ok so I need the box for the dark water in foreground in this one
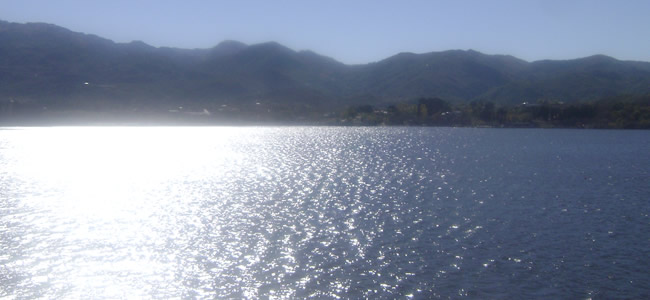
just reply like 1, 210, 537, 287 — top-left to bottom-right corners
0, 127, 649, 299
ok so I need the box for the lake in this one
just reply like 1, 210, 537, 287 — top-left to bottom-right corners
0, 127, 648, 299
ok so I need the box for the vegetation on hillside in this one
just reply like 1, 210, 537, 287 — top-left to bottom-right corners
3, 20, 650, 112
1, 21, 650, 128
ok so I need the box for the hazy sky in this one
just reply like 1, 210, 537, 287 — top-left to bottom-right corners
1, 0, 649, 64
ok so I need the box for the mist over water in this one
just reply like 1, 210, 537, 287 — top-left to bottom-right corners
1, 127, 649, 298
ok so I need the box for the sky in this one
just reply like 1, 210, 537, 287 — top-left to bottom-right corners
1, 0, 649, 64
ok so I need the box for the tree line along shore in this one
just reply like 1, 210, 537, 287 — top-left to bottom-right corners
1, 94, 649, 129
340, 94, 650, 129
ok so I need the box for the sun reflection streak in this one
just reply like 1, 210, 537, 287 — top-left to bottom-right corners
4, 127, 246, 297
12, 127, 242, 213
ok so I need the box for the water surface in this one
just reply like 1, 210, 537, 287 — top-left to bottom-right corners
1, 127, 649, 298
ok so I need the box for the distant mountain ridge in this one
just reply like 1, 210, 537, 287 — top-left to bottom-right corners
1, 20, 650, 113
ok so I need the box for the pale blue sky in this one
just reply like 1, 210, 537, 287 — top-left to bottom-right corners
1, 0, 649, 64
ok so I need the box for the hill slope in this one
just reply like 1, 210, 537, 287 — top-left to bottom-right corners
2, 20, 650, 115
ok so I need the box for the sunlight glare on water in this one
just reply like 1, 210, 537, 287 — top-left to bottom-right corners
2, 127, 249, 298
13, 127, 238, 216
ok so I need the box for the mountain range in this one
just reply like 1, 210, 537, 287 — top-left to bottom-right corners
2, 20, 650, 115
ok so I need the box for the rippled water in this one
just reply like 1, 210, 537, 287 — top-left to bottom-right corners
1, 127, 649, 299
